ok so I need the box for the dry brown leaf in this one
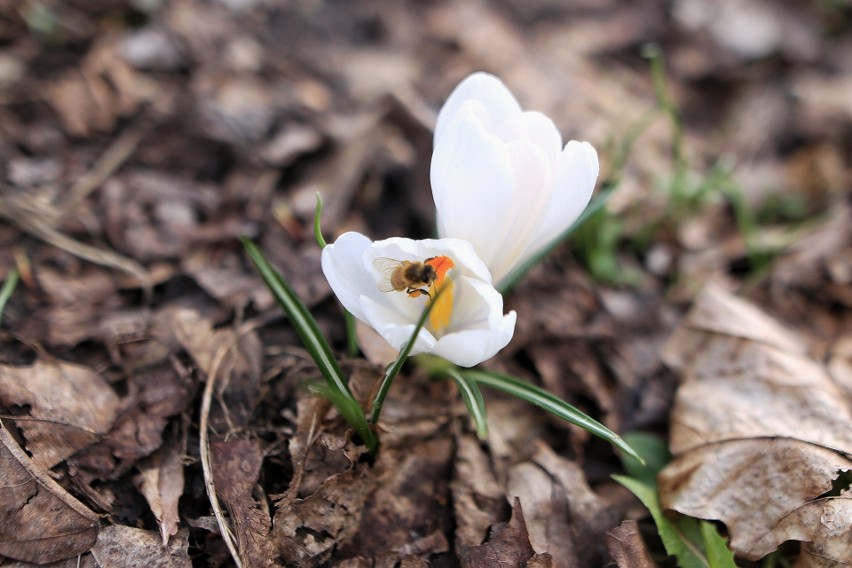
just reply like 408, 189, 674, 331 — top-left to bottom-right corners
344, 437, 453, 559
273, 467, 376, 565
135, 428, 186, 545
606, 520, 655, 568
0, 359, 121, 469
0, 555, 98, 567
460, 498, 553, 568
90, 525, 190, 568
209, 439, 276, 567
0, 421, 99, 564
451, 431, 504, 550
172, 308, 263, 429
659, 283, 852, 562
504, 442, 619, 567
68, 362, 196, 482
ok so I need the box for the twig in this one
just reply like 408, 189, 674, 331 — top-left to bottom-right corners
59, 115, 152, 215
199, 336, 245, 568
0, 193, 152, 298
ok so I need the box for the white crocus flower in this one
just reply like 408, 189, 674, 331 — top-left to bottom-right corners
431, 72, 600, 286
321, 232, 516, 368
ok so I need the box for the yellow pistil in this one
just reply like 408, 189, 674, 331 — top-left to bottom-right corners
425, 256, 455, 334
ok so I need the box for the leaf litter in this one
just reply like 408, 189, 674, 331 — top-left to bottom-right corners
0, 0, 850, 565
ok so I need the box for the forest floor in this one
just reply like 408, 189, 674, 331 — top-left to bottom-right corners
0, 1, 850, 566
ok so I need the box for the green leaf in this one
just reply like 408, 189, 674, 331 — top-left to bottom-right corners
613, 475, 708, 568
241, 238, 377, 454
701, 521, 737, 568
313, 192, 327, 248
461, 370, 644, 464
620, 431, 672, 485
447, 369, 488, 439
0, 267, 19, 326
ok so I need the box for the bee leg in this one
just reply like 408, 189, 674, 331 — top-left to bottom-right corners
407, 288, 431, 299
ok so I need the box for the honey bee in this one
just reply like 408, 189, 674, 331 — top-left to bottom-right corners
374, 257, 438, 298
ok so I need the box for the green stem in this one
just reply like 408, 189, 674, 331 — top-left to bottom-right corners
0, 268, 20, 325
369, 280, 451, 425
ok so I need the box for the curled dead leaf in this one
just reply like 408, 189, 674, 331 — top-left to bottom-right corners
0, 422, 99, 564
659, 283, 852, 563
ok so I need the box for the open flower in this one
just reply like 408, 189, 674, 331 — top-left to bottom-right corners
431, 72, 600, 286
321, 232, 516, 367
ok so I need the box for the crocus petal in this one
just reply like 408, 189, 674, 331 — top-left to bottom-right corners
483, 139, 552, 284
432, 72, 599, 287
321, 231, 379, 321
321, 232, 515, 368
360, 295, 437, 355
495, 111, 563, 168
432, 278, 516, 367
431, 114, 516, 269
434, 72, 521, 144
526, 140, 599, 256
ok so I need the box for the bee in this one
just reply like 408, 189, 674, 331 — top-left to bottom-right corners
374, 257, 439, 298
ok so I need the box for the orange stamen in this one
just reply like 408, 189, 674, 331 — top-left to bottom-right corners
425, 256, 455, 333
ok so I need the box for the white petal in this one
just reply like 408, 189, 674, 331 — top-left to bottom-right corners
434, 72, 521, 144
485, 139, 552, 285
367, 237, 493, 284
360, 295, 437, 355
433, 311, 516, 367
320, 232, 378, 321
431, 114, 516, 270
433, 277, 515, 367
495, 111, 563, 168
526, 140, 599, 259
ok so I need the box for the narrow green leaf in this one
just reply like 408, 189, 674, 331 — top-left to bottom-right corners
613, 475, 708, 568
701, 521, 737, 568
462, 370, 644, 464
344, 310, 359, 358
446, 369, 488, 440
313, 193, 327, 248
498, 189, 613, 294
369, 278, 452, 425
620, 431, 672, 485
0, 268, 19, 326
241, 238, 377, 453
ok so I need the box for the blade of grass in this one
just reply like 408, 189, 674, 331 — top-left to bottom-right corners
368, 278, 452, 425
0, 268, 19, 326
446, 368, 488, 440
313, 192, 327, 248
461, 369, 643, 463
241, 238, 377, 454
701, 521, 737, 568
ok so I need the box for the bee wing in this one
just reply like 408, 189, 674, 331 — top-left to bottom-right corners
372, 257, 403, 292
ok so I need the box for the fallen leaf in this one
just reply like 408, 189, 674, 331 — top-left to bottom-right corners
0, 421, 99, 564
0, 358, 121, 469
90, 525, 190, 567
273, 467, 375, 565
209, 439, 276, 567
68, 362, 196, 482
451, 432, 504, 550
172, 308, 263, 429
460, 498, 553, 568
606, 520, 655, 568
659, 283, 852, 562
135, 426, 186, 545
